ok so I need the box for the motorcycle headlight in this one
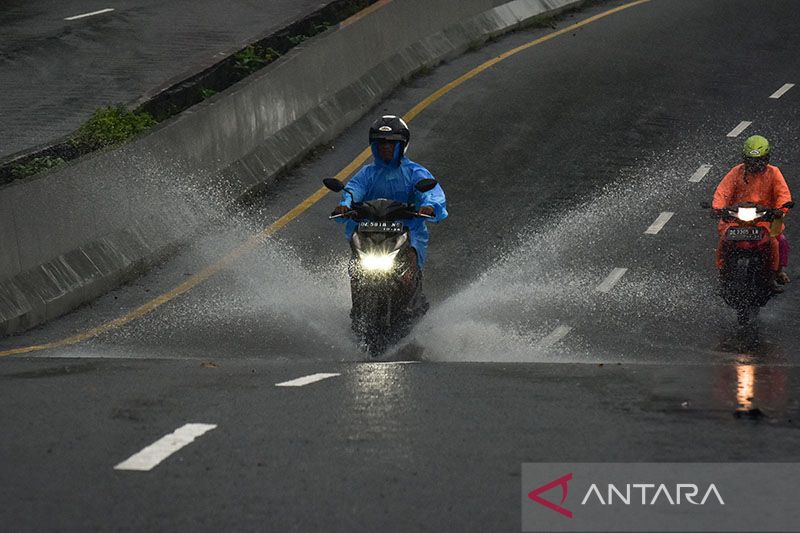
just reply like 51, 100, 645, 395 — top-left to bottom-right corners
358, 250, 400, 272
736, 207, 758, 222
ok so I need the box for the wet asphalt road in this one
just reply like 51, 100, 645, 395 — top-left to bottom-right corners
0, 0, 331, 158
3, 0, 800, 530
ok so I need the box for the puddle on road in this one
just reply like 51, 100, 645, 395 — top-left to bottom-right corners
716, 359, 795, 420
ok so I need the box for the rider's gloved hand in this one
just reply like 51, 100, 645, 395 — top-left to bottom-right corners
419, 206, 435, 217
333, 205, 351, 217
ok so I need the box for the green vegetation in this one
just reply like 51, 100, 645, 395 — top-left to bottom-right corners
72, 106, 157, 151
233, 46, 281, 75
289, 22, 332, 47
10, 156, 66, 179
313, 22, 332, 34
0, 3, 359, 181
288, 34, 309, 46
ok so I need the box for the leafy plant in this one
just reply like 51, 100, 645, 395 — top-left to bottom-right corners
200, 88, 217, 99
288, 34, 309, 46
287, 22, 329, 47
313, 22, 332, 34
10, 156, 66, 179
72, 106, 157, 151
262, 47, 281, 63
233, 46, 280, 74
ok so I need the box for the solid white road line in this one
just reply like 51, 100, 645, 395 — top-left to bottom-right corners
644, 212, 675, 235
64, 8, 115, 21
275, 372, 340, 387
726, 121, 752, 138
536, 325, 573, 350
596, 268, 628, 293
769, 83, 795, 99
689, 164, 712, 183
114, 423, 217, 472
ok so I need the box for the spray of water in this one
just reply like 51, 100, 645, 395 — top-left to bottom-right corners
100, 223, 360, 358
92, 151, 361, 359
408, 157, 732, 363
96, 137, 745, 363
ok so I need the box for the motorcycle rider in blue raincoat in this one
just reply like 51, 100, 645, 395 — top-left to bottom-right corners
332, 115, 448, 307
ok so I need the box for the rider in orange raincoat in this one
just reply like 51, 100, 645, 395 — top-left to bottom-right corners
712, 135, 792, 288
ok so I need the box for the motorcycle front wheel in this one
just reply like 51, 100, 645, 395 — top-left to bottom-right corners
736, 306, 759, 326
352, 296, 391, 358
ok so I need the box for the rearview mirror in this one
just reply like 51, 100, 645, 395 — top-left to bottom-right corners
323, 178, 345, 192
415, 179, 438, 193
783, 201, 795, 209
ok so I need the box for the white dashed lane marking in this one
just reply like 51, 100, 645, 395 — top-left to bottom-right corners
689, 164, 712, 183
275, 373, 341, 387
114, 423, 217, 472
596, 268, 628, 293
644, 212, 674, 235
64, 8, 115, 20
536, 325, 573, 350
769, 84, 795, 99
726, 121, 752, 138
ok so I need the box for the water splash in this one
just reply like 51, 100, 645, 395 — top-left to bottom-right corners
97, 140, 741, 363
410, 159, 732, 363
101, 228, 359, 357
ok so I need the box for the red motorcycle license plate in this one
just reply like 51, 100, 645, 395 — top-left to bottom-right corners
726, 227, 763, 241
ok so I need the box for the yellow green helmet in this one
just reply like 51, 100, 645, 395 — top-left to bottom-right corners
743, 135, 771, 158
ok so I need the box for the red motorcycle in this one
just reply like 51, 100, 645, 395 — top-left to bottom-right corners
703, 201, 793, 325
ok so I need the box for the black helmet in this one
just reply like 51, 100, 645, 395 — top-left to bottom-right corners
369, 115, 410, 155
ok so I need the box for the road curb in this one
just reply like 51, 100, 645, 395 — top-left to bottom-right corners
0, 0, 587, 338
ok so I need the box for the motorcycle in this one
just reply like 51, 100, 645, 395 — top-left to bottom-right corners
324, 177, 438, 356
702, 200, 793, 325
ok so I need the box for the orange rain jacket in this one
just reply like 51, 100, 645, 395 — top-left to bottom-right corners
712, 164, 791, 213
712, 164, 792, 271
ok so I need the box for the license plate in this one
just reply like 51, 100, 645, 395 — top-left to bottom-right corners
358, 221, 403, 233
726, 227, 763, 241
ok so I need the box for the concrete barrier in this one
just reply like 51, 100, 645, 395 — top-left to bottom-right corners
0, 0, 586, 337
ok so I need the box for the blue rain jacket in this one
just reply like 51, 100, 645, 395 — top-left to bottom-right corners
338, 143, 447, 268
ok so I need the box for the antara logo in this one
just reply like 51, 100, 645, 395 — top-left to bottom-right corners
528, 473, 574, 518
581, 483, 725, 506
528, 474, 725, 519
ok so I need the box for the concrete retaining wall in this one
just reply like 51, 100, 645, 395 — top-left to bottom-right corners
0, 0, 584, 337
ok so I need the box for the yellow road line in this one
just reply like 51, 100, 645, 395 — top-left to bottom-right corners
404, 0, 651, 122
339, 0, 393, 29
0, 0, 650, 358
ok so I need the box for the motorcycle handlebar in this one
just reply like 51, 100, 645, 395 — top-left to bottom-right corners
329, 207, 433, 220
701, 201, 792, 216
711, 207, 785, 222
329, 210, 358, 220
